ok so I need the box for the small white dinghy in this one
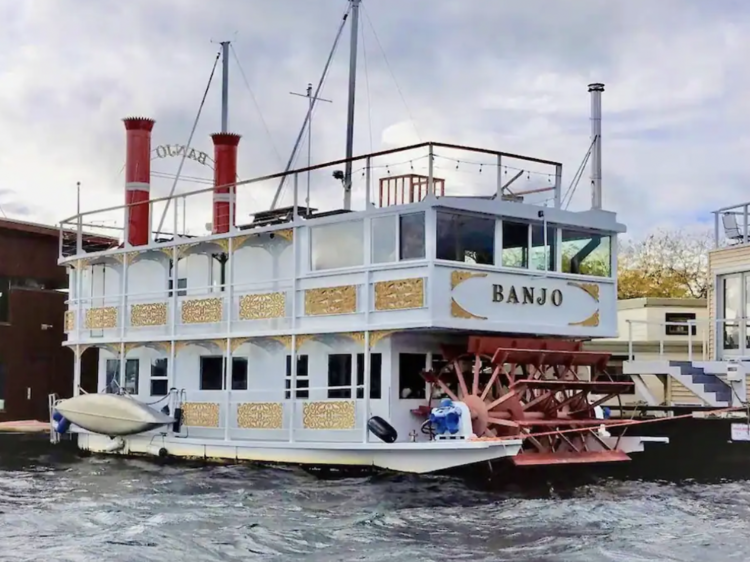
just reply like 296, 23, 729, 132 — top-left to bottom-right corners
54, 394, 174, 436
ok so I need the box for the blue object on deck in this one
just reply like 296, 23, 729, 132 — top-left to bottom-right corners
429, 398, 462, 435
602, 406, 611, 419
52, 411, 71, 434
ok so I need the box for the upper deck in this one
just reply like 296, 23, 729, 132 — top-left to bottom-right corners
60, 138, 624, 346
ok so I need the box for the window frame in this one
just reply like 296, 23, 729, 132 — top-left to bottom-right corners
370, 211, 427, 265
435, 209, 496, 265
199, 355, 248, 391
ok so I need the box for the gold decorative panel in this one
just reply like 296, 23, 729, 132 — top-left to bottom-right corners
237, 402, 283, 429
130, 302, 168, 327
451, 270, 487, 290
181, 298, 223, 324
450, 298, 487, 320
182, 402, 220, 427
239, 292, 286, 320
302, 401, 356, 430
569, 310, 600, 327
64, 311, 75, 332
84, 307, 118, 329
568, 281, 600, 302
374, 278, 424, 311
304, 285, 357, 316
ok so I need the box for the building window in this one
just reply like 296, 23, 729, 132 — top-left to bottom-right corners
560, 229, 611, 277
0, 361, 5, 411
399, 212, 426, 260
327, 354, 353, 399
530, 224, 556, 271
199, 356, 248, 390
436, 210, 494, 264
356, 353, 382, 399
398, 353, 426, 399
105, 358, 139, 394
722, 274, 742, 351
665, 312, 697, 336
150, 358, 169, 396
285, 355, 310, 399
311, 220, 364, 270
0, 277, 9, 323
501, 221, 529, 268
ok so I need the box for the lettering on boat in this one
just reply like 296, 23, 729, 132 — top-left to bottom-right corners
153, 144, 210, 166
491, 284, 563, 307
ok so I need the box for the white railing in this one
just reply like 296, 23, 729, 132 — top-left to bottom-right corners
713, 202, 750, 248
625, 317, 750, 362
59, 142, 564, 260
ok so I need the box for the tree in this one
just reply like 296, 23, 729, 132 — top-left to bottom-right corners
617, 228, 711, 300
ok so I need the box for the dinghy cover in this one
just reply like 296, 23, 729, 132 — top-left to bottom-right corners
54, 394, 175, 436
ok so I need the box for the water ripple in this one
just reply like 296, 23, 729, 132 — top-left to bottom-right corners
0, 436, 749, 561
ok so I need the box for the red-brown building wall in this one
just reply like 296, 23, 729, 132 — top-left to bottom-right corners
0, 220, 98, 422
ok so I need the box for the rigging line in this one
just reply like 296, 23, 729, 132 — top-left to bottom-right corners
270, 3, 352, 210
229, 43, 283, 168
156, 48, 222, 236
361, 14, 374, 154
562, 135, 597, 210
361, 3, 421, 143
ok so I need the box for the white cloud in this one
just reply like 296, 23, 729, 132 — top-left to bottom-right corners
0, 0, 746, 239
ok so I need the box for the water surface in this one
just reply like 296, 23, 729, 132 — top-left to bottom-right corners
0, 435, 747, 561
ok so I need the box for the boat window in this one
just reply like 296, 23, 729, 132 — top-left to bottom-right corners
372, 215, 397, 263
285, 355, 309, 399
327, 354, 353, 399
231, 358, 248, 391
199, 356, 248, 391
723, 274, 742, 351
168, 260, 187, 297
0, 277, 8, 323
560, 229, 611, 277
356, 353, 382, 399
530, 223, 556, 271
436, 210, 494, 265
199, 357, 224, 390
105, 358, 139, 394
398, 353, 427, 400
311, 220, 365, 270
399, 212, 426, 260
501, 221, 529, 268
150, 358, 168, 396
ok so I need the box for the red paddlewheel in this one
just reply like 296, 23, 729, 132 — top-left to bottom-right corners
419, 336, 636, 466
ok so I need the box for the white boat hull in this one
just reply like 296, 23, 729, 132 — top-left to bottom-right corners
75, 432, 524, 474
55, 394, 174, 437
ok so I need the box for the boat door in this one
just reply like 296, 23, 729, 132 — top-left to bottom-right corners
358, 352, 388, 425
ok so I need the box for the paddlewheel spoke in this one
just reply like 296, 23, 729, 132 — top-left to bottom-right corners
417, 336, 638, 466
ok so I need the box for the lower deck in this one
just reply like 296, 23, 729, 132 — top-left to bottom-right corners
86, 331, 467, 445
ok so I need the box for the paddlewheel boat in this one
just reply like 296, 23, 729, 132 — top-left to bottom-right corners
48, 3, 671, 474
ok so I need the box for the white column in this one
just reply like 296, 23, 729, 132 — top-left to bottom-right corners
289, 335, 297, 443
362, 331, 371, 443
224, 338, 232, 441
73, 346, 82, 396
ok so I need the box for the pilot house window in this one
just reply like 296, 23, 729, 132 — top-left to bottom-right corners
560, 229, 611, 277
436, 211, 494, 265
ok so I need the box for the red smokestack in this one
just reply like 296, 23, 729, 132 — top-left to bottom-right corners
211, 133, 241, 234
123, 117, 155, 246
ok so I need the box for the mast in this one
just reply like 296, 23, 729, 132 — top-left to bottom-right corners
343, 0, 361, 211
221, 41, 230, 133
290, 84, 332, 215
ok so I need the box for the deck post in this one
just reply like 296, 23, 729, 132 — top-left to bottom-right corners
73, 345, 82, 396
362, 330, 370, 443
224, 337, 231, 441
495, 154, 502, 197
427, 143, 434, 194
289, 335, 297, 443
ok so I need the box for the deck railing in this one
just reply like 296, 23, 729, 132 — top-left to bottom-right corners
712, 202, 750, 248
625, 317, 750, 362
59, 142, 563, 259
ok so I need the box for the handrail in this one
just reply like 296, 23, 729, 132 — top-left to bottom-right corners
58, 141, 563, 225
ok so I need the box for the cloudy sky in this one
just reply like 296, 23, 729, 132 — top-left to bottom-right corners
0, 0, 747, 238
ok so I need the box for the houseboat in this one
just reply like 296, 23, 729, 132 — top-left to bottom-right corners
49, 2, 670, 475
